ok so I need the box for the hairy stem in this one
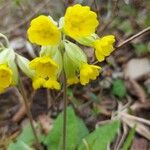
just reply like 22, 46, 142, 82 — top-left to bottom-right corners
18, 78, 43, 150
62, 71, 67, 150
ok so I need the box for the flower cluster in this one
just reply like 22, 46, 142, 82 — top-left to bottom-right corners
0, 4, 115, 92
26, 4, 115, 90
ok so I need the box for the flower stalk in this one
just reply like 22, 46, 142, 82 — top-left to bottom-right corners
62, 70, 67, 150
18, 78, 43, 150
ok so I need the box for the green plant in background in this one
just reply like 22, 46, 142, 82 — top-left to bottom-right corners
112, 79, 127, 99
133, 43, 150, 56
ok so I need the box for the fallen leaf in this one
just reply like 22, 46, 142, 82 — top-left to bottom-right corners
124, 58, 150, 80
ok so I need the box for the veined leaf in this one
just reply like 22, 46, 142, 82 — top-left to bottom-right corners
78, 120, 120, 150
43, 107, 89, 150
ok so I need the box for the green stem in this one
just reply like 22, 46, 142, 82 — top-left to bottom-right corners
18, 78, 43, 150
62, 71, 67, 150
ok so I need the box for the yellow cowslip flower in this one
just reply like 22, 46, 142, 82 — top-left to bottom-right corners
64, 4, 99, 39
43, 78, 60, 90
29, 56, 60, 90
29, 56, 58, 78
80, 63, 101, 85
0, 64, 13, 93
27, 15, 61, 46
94, 35, 115, 62
67, 76, 79, 85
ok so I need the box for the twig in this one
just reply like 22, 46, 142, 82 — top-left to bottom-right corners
120, 113, 150, 126
116, 26, 150, 49
18, 78, 43, 150
128, 79, 146, 103
115, 123, 128, 150
62, 71, 67, 150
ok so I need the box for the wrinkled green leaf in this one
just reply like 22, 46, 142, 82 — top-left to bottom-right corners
78, 120, 120, 150
44, 107, 89, 150
8, 123, 39, 150
8, 141, 35, 150
112, 79, 127, 99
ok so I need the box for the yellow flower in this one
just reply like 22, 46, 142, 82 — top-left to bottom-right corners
80, 63, 101, 85
0, 64, 13, 93
67, 76, 79, 85
94, 35, 115, 62
27, 15, 61, 46
32, 77, 46, 90
29, 56, 60, 90
43, 78, 60, 90
64, 4, 99, 39
29, 56, 58, 78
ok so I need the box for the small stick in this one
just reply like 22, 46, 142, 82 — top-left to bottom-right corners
116, 26, 150, 49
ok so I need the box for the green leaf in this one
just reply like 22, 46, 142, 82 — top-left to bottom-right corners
133, 43, 150, 56
112, 79, 127, 99
78, 120, 120, 150
8, 123, 39, 150
43, 107, 89, 150
8, 141, 35, 150
118, 20, 133, 36
122, 125, 136, 150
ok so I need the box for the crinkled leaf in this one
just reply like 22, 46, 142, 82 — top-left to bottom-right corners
43, 107, 89, 150
8, 141, 35, 150
78, 120, 120, 150
8, 123, 40, 150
